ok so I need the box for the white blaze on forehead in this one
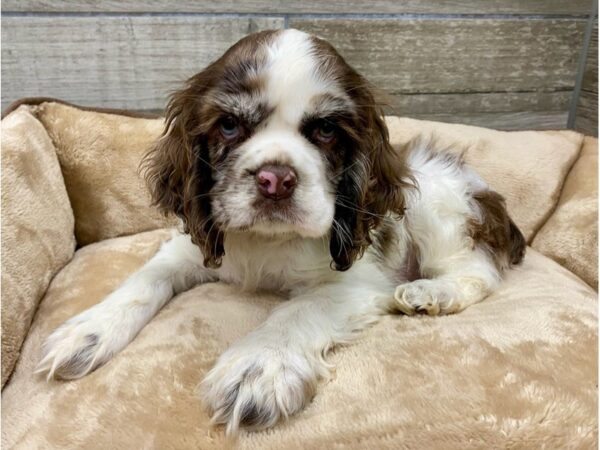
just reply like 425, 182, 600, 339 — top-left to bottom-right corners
263, 29, 344, 126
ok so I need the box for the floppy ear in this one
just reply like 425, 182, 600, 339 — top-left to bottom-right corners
142, 80, 224, 268
330, 83, 411, 271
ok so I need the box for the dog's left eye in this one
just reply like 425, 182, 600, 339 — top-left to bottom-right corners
315, 121, 337, 144
219, 117, 240, 140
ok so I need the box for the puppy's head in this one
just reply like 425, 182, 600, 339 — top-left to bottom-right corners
144, 29, 409, 270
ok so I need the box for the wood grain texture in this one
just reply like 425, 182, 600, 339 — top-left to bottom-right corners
291, 18, 586, 129
1, 16, 283, 111
385, 91, 571, 130
575, 20, 598, 136
1, 0, 594, 15
575, 91, 598, 135
405, 111, 569, 130
2, 15, 589, 130
292, 18, 587, 93
385, 91, 571, 115
581, 22, 598, 91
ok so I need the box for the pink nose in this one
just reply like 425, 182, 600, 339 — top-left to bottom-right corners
256, 164, 298, 200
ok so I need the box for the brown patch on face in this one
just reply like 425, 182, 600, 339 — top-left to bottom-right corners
300, 93, 356, 172
469, 190, 526, 270
141, 30, 280, 268
308, 93, 354, 119
300, 116, 348, 176
309, 36, 414, 271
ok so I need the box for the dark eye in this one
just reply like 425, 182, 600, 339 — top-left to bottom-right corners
315, 121, 337, 144
219, 116, 240, 140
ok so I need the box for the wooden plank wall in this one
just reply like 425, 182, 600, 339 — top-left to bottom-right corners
2, 1, 596, 131
573, 19, 598, 136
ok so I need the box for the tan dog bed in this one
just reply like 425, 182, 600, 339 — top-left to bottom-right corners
1, 100, 597, 449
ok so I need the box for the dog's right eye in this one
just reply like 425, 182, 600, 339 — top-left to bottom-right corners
315, 121, 337, 144
219, 116, 241, 140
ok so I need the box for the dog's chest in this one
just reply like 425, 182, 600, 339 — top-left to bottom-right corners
218, 234, 334, 293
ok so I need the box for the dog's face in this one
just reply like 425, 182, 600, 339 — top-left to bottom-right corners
144, 29, 409, 270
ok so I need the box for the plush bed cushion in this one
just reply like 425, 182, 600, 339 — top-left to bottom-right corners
2, 229, 596, 449
0, 106, 76, 388
31, 102, 175, 246
532, 137, 598, 289
27, 102, 582, 246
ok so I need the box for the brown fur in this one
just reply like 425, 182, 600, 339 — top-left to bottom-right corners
310, 36, 414, 270
141, 30, 279, 268
469, 190, 526, 269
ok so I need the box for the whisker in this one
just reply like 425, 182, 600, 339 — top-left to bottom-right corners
214, 228, 223, 261
195, 153, 224, 177
197, 216, 213, 231
332, 218, 353, 246
203, 220, 218, 254
191, 192, 214, 200
191, 187, 228, 201
332, 218, 354, 262
327, 159, 366, 183
335, 198, 388, 219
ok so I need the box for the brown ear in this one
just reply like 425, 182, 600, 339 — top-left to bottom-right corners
330, 83, 411, 271
141, 81, 224, 268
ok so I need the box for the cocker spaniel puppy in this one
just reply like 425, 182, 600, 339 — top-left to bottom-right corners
37, 29, 525, 434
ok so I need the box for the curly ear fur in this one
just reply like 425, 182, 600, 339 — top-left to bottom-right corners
330, 82, 412, 271
141, 76, 224, 268
142, 31, 282, 268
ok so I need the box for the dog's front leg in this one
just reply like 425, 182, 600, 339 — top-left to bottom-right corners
36, 232, 216, 380
201, 276, 390, 434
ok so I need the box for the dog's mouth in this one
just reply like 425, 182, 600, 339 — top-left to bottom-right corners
220, 197, 324, 238
252, 197, 299, 222
250, 198, 308, 235
212, 172, 332, 237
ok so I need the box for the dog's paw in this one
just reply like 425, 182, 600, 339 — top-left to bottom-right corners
393, 279, 459, 316
36, 305, 125, 380
201, 344, 317, 435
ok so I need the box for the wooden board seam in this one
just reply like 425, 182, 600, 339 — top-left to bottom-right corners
1, 12, 592, 19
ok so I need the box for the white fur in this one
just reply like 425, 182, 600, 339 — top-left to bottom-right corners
213, 30, 341, 238
37, 30, 507, 435
36, 231, 214, 379
223, 127, 335, 237
393, 147, 501, 315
